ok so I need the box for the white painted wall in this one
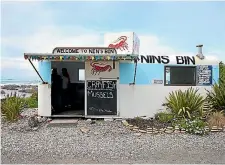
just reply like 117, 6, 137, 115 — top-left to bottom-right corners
119, 85, 212, 118
38, 84, 51, 117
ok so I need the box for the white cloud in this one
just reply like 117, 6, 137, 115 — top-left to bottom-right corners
1, 1, 54, 27
1, 1, 224, 80
1, 26, 181, 79
138, 35, 176, 55
2, 26, 223, 72
2, 26, 103, 53
2, 2, 180, 56
1, 57, 38, 70
2, 25, 183, 56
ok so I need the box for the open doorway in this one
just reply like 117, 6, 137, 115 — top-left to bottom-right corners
51, 61, 85, 116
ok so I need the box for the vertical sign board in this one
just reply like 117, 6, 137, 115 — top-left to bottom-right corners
87, 80, 117, 116
196, 65, 212, 86
165, 67, 171, 85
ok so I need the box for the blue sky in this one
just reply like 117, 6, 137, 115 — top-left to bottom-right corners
1, 1, 225, 80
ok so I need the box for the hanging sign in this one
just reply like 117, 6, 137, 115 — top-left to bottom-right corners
52, 47, 117, 55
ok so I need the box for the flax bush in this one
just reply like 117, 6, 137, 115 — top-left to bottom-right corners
206, 79, 225, 113
219, 61, 225, 83
1, 92, 26, 122
164, 87, 205, 119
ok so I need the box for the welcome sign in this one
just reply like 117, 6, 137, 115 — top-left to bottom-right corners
52, 47, 117, 55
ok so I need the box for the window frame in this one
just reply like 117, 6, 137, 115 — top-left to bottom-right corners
78, 69, 85, 82
164, 65, 197, 86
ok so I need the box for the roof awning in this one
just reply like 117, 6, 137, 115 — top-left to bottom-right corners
24, 47, 139, 84
24, 53, 139, 61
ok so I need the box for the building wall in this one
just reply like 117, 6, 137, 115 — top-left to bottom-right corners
38, 84, 51, 116
118, 63, 219, 118
38, 61, 51, 84
37, 59, 219, 118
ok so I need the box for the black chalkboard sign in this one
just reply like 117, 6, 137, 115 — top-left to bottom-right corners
87, 80, 117, 116
196, 65, 212, 86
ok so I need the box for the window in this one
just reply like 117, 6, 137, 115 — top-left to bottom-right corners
164, 66, 196, 86
78, 69, 85, 81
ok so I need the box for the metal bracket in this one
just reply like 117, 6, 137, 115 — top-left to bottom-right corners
28, 59, 46, 84
99, 77, 119, 80
129, 59, 138, 85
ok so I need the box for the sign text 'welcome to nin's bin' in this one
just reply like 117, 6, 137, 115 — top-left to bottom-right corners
52, 47, 117, 55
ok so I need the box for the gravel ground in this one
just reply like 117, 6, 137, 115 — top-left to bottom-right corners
1, 109, 225, 164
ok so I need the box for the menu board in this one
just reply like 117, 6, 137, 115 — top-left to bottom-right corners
196, 65, 212, 86
86, 80, 117, 116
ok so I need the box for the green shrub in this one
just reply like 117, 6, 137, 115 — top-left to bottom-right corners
155, 112, 174, 123
134, 116, 143, 121
25, 97, 38, 108
206, 80, 225, 112
23, 90, 38, 108
219, 61, 225, 83
1, 93, 26, 122
164, 87, 205, 119
30, 90, 38, 100
173, 118, 209, 136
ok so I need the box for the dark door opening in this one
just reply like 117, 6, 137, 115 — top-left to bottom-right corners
51, 61, 85, 116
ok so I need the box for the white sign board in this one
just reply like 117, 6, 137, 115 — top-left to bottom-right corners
104, 32, 135, 55
52, 47, 117, 55
85, 61, 119, 79
133, 32, 140, 55
152, 79, 163, 84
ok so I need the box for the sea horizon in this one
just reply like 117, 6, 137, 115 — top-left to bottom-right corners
0, 78, 39, 85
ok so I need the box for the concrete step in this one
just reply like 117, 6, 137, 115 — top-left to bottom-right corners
47, 119, 78, 127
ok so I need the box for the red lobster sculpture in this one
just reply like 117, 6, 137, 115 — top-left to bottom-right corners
90, 62, 112, 75
108, 36, 128, 51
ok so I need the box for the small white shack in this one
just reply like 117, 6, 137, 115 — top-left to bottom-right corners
24, 32, 220, 118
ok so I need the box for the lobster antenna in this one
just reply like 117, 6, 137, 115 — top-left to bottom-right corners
113, 60, 115, 69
